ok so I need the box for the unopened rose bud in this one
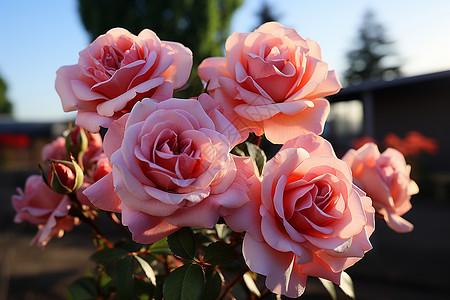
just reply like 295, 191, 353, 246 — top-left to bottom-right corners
48, 160, 84, 194
65, 125, 88, 162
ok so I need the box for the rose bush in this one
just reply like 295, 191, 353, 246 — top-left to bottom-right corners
84, 94, 258, 243
198, 22, 342, 144
12, 175, 82, 247
227, 134, 374, 297
56, 28, 193, 132
342, 143, 419, 233
12, 127, 111, 248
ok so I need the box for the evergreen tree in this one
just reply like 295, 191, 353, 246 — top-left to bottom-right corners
0, 74, 12, 115
256, 1, 278, 26
344, 10, 401, 86
78, 0, 242, 95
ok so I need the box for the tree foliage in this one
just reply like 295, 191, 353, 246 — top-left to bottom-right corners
0, 74, 12, 115
77, 0, 242, 95
344, 10, 401, 86
255, 1, 278, 27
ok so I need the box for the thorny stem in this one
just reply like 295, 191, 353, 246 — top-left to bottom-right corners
217, 266, 250, 300
68, 194, 114, 248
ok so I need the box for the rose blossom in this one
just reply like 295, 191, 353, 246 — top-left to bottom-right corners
84, 94, 257, 243
56, 28, 193, 132
41, 130, 109, 203
342, 143, 419, 233
42, 128, 104, 169
12, 175, 84, 247
88, 153, 113, 183
226, 134, 374, 297
198, 22, 342, 144
42, 136, 67, 161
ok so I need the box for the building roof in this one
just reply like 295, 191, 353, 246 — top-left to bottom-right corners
328, 70, 450, 102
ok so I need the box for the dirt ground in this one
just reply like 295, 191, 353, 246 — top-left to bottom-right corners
1, 170, 450, 300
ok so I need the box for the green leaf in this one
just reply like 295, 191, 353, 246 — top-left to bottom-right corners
133, 277, 154, 300
67, 276, 96, 300
91, 247, 129, 266
150, 237, 172, 255
115, 239, 144, 252
204, 268, 223, 300
163, 263, 205, 300
243, 272, 260, 297
193, 228, 217, 245
134, 255, 157, 286
245, 142, 266, 175
215, 224, 233, 241
318, 278, 337, 300
167, 227, 196, 259
98, 272, 115, 297
231, 144, 246, 157
114, 256, 134, 299
204, 241, 236, 265
338, 271, 355, 299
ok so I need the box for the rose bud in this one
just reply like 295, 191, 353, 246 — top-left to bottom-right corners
47, 160, 84, 194
65, 125, 88, 162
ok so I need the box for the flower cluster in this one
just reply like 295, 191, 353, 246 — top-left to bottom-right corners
12, 22, 418, 298
12, 126, 110, 247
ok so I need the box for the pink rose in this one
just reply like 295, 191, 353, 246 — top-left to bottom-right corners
83, 131, 106, 170
87, 153, 112, 183
41, 130, 104, 168
84, 94, 256, 243
56, 28, 193, 132
198, 22, 342, 144
40, 131, 108, 205
227, 134, 374, 297
41, 128, 106, 171
342, 143, 419, 233
12, 175, 82, 247
42, 137, 67, 161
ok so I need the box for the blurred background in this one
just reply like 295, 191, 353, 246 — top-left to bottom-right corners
0, 0, 449, 299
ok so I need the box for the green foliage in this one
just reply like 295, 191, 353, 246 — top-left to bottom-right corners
339, 271, 355, 299
114, 255, 135, 298
344, 10, 401, 86
134, 255, 157, 285
232, 141, 267, 175
77, 0, 243, 95
74, 227, 254, 299
67, 276, 97, 300
87, 244, 159, 299
319, 271, 355, 300
204, 241, 236, 265
0, 74, 12, 115
255, 1, 278, 28
91, 247, 129, 266
204, 268, 223, 300
243, 272, 261, 297
215, 224, 233, 241
167, 227, 196, 259
163, 263, 205, 300
319, 278, 337, 300
149, 237, 172, 255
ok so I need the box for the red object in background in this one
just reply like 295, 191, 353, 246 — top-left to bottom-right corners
352, 131, 439, 157
384, 131, 439, 156
0, 132, 32, 149
352, 136, 378, 150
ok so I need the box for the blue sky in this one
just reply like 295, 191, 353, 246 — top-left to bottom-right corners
1, 0, 449, 122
